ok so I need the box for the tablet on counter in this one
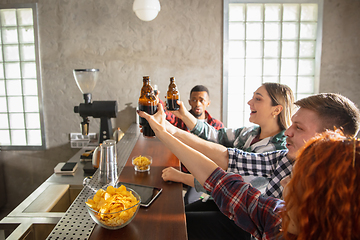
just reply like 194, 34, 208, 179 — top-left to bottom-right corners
116, 182, 162, 208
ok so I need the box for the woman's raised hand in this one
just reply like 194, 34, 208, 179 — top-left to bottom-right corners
168, 101, 187, 119
137, 103, 167, 135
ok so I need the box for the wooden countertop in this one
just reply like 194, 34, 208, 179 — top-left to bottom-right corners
89, 135, 188, 240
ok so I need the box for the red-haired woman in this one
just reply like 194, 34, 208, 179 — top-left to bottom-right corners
138, 105, 359, 239
280, 130, 359, 239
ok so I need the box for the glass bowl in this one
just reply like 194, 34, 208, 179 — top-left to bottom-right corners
85, 186, 141, 230
132, 155, 152, 172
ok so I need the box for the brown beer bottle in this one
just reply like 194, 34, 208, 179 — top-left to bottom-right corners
166, 77, 180, 110
138, 76, 158, 137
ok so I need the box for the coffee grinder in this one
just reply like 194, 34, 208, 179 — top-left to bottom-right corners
73, 69, 118, 144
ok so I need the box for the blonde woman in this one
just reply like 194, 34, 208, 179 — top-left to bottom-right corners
163, 82, 295, 198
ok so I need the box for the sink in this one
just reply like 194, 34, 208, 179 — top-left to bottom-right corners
0, 217, 59, 240
6, 182, 84, 220
0, 184, 83, 239
49, 186, 82, 212
22, 184, 83, 213
0, 223, 19, 240
18, 223, 56, 240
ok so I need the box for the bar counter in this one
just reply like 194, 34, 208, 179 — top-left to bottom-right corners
0, 124, 187, 240
89, 135, 188, 239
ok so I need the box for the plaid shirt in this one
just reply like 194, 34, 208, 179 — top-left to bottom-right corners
204, 167, 283, 240
159, 99, 224, 132
228, 148, 292, 199
192, 125, 288, 197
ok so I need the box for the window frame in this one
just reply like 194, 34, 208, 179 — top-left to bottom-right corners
0, 3, 45, 150
222, 0, 324, 127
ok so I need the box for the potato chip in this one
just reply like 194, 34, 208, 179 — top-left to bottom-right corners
133, 155, 151, 170
86, 185, 140, 227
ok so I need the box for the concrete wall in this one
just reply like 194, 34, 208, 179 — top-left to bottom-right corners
320, 0, 360, 103
0, 0, 359, 213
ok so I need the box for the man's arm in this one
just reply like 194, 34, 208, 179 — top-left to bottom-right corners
205, 168, 282, 239
191, 121, 245, 148
162, 167, 196, 187
167, 101, 226, 145
168, 101, 198, 131
164, 120, 229, 170
138, 105, 282, 238
138, 104, 218, 185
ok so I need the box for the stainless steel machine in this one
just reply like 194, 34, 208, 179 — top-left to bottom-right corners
73, 69, 118, 144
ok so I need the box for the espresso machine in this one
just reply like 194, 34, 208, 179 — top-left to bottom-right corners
73, 69, 118, 144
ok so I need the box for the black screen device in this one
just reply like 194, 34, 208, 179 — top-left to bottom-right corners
83, 162, 96, 174
116, 182, 162, 207
61, 162, 77, 172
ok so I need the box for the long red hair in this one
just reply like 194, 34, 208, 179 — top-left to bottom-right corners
281, 130, 360, 240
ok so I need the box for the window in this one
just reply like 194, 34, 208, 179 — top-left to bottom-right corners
0, 3, 45, 150
223, 0, 323, 128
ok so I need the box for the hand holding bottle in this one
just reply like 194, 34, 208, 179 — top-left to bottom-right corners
166, 77, 180, 110
169, 101, 198, 131
138, 76, 158, 137
138, 102, 178, 136
137, 103, 167, 136
167, 100, 186, 118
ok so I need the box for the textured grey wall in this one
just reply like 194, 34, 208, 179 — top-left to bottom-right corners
0, 0, 359, 214
320, 0, 360, 104
40, 0, 222, 147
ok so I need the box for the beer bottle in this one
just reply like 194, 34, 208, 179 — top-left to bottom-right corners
166, 77, 180, 110
138, 76, 158, 137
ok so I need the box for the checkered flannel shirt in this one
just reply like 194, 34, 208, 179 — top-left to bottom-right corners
228, 148, 292, 199
204, 167, 283, 240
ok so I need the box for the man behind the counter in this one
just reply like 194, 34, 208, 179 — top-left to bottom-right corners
158, 85, 224, 188
158, 85, 224, 132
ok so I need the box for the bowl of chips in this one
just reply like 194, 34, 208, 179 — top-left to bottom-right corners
85, 185, 141, 230
132, 155, 152, 172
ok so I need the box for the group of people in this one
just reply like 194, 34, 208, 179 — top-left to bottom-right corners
138, 83, 360, 240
